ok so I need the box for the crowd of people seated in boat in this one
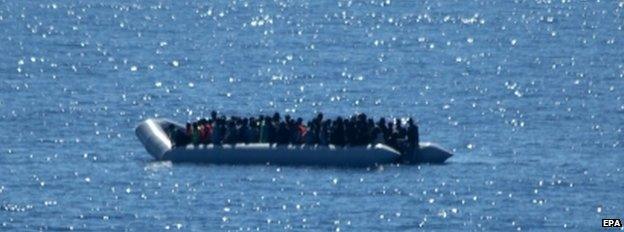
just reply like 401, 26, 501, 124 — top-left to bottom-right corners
164, 111, 419, 152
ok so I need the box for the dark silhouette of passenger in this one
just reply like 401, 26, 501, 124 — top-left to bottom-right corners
304, 121, 315, 145
319, 119, 331, 146
268, 117, 278, 145
396, 121, 407, 141
249, 117, 259, 143
313, 113, 323, 142
355, 113, 368, 145
370, 126, 383, 144
378, 118, 389, 144
345, 117, 356, 146
407, 118, 419, 149
259, 117, 269, 143
285, 115, 298, 144
224, 120, 238, 145
277, 121, 289, 145
191, 122, 200, 146
185, 122, 192, 137
199, 119, 212, 145
293, 118, 305, 144
331, 117, 345, 146
210, 111, 218, 122
238, 118, 250, 144
315, 113, 323, 126
387, 124, 399, 151
212, 117, 226, 146
273, 112, 281, 123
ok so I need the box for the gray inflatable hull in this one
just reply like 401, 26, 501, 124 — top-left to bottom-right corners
135, 118, 452, 167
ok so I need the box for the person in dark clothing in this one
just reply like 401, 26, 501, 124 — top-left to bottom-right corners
331, 117, 345, 146
224, 120, 238, 145
363, 119, 375, 144
165, 124, 177, 146
396, 122, 407, 141
355, 113, 369, 145
387, 128, 399, 151
249, 117, 259, 143
238, 118, 250, 144
285, 116, 297, 144
210, 111, 218, 122
166, 124, 186, 147
292, 118, 305, 144
319, 119, 331, 146
273, 112, 281, 123
313, 113, 323, 142
211, 119, 222, 146
315, 113, 323, 126
370, 126, 383, 144
270, 117, 279, 145
185, 122, 192, 138
277, 121, 289, 145
304, 121, 315, 145
345, 117, 357, 146
386, 122, 394, 145
191, 122, 200, 146
258, 117, 268, 143
407, 118, 419, 149
285, 114, 291, 124
217, 116, 228, 145
377, 117, 387, 133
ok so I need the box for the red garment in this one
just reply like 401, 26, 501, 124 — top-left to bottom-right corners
200, 124, 212, 143
298, 125, 307, 142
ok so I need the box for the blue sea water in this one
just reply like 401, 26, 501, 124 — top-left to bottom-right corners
0, 0, 623, 231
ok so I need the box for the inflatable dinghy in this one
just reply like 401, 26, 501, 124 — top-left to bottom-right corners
136, 118, 452, 167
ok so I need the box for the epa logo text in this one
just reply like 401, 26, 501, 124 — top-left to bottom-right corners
602, 219, 622, 227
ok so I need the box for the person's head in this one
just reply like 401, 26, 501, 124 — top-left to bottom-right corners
186, 122, 191, 130
285, 114, 291, 122
211, 111, 217, 120
296, 117, 303, 125
316, 113, 323, 121
358, 113, 366, 122
273, 112, 280, 122
408, 117, 414, 125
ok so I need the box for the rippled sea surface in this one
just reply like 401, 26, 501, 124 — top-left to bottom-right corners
1, 0, 623, 231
